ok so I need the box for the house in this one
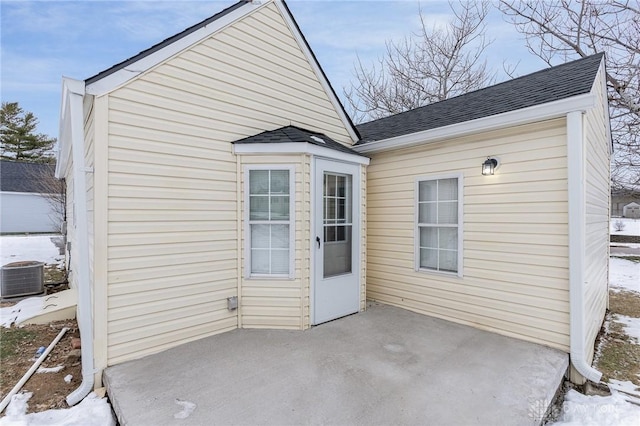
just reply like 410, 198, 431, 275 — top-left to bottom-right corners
56, 0, 611, 404
612, 188, 640, 217
0, 160, 62, 234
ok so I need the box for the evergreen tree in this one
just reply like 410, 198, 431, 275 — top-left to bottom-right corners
1, 102, 56, 163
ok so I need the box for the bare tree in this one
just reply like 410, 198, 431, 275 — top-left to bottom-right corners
345, 1, 494, 123
499, 0, 640, 190
25, 163, 66, 232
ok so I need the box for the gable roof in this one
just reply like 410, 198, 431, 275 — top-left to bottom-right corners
82, 0, 359, 142
233, 125, 363, 156
0, 160, 57, 193
85, 1, 250, 86
356, 53, 604, 144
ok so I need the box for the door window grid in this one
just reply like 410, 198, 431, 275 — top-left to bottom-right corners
323, 173, 351, 243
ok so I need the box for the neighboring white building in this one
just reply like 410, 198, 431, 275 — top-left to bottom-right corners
1, 160, 62, 233
624, 202, 640, 218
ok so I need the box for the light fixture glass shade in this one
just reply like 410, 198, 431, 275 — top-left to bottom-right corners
482, 158, 498, 175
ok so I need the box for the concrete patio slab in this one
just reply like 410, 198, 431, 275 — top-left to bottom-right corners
104, 303, 568, 426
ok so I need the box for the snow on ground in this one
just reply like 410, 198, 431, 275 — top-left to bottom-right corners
552, 389, 640, 426
0, 392, 115, 426
609, 257, 640, 293
0, 235, 63, 267
611, 218, 640, 236
0, 298, 45, 328
614, 315, 640, 342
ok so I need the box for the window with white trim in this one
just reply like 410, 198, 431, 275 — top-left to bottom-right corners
416, 176, 461, 274
247, 168, 293, 277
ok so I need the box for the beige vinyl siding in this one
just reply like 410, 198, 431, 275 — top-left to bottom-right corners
367, 119, 571, 351
239, 155, 310, 330
103, 3, 353, 364
582, 64, 610, 364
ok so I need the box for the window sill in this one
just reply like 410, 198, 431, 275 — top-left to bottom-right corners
416, 268, 463, 279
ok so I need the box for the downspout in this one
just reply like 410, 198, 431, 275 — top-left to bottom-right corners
63, 77, 95, 405
566, 110, 602, 383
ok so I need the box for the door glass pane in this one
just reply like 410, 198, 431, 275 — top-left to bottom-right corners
323, 172, 353, 278
324, 226, 352, 277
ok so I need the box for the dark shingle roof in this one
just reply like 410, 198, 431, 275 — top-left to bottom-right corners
0, 160, 57, 193
356, 53, 604, 143
85, 1, 250, 85
232, 125, 363, 156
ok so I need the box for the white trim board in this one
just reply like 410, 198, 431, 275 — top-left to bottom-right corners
233, 142, 370, 165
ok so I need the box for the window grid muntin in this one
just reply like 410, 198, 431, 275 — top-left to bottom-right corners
248, 169, 291, 276
417, 177, 460, 274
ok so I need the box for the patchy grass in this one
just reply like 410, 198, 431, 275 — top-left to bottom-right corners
609, 290, 640, 318
44, 264, 66, 285
0, 327, 36, 359
611, 255, 640, 263
594, 285, 640, 388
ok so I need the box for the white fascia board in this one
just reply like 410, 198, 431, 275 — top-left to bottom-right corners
233, 142, 370, 165
273, 0, 359, 144
56, 77, 86, 179
85, 1, 266, 96
354, 93, 596, 154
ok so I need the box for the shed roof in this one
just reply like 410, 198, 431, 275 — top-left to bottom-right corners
356, 53, 604, 143
0, 160, 57, 193
233, 125, 363, 156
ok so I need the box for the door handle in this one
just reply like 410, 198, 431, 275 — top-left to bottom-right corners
316, 236, 321, 248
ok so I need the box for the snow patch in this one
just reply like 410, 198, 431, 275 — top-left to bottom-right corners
64, 374, 73, 384
551, 389, 640, 426
0, 235, 64, 267
614, 315, 640, 343
0, 391, 115, 426
0, 298, 43, 328
611, 218, 640, 236
36, 365, 64, 374
173, 399, 196, 419
609, 257, 640, 294
609, 379, 640, 397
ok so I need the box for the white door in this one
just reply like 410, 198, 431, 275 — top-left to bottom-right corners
313, 158, 361, 324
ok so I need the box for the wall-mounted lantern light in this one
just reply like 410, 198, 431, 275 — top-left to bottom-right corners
482, 157, 499, 176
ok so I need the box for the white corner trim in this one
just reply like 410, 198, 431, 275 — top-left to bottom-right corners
233, 142, 370, 165
56, 77, 86, 179
566, 110, 603, 383
354, 93, 596, 154
273, 0, 359, 144
85, 1, 266, 96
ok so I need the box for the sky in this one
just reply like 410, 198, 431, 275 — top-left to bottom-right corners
0, 0, 547, 140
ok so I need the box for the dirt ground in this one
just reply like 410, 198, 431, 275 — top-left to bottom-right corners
0, 263, 80, 416
0, 318, 82, 414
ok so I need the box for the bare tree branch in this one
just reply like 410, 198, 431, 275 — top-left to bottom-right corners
499, 0, 640, 190
345, 1, 495, 122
